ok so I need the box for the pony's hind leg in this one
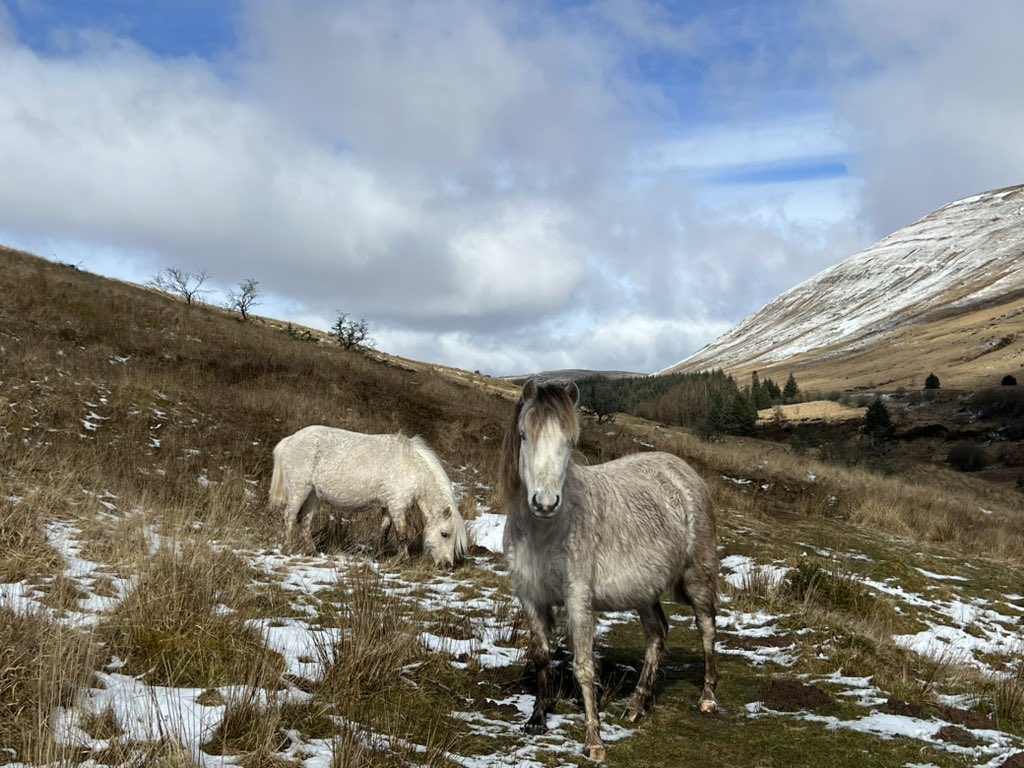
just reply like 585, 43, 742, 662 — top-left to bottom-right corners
624, 602, 669, 722
694, 603, 719, 713
286, 492, 318, 555
676, 569, 719, 713
282, 497, 302, 554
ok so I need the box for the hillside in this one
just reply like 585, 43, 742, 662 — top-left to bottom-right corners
662, 185, 1024, 392
2, 245, 1024, 767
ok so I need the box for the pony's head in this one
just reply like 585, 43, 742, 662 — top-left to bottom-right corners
407, 435, 469, 570
503, 379, 580, 519
422, 504, 468, 570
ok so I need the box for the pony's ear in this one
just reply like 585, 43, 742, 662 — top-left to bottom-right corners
566, 380, 581, 406
523, 378, 538, 401
442, 506, 452, 520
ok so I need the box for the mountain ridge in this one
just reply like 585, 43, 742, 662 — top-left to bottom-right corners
661, 184, 1024, 391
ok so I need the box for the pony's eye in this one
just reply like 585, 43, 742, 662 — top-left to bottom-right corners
441, 531, 450, 539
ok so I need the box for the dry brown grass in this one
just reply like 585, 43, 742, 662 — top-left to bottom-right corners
0, 608, 98, 764
757, 400, 867, 425
675, 291, 1024, 393
0, 494, 66, 584
100, 540, 286, 688
606, 417, 1024, 561
5, 244, 1024, 763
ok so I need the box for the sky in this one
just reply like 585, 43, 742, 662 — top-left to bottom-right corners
2, 1, 1023, 376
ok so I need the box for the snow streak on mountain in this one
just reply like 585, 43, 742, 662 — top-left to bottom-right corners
662, 185, 1024, 376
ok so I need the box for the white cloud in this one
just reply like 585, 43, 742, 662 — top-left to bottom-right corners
822, 0, 1024, 238
445, 201, 584, 316
1, 1, 1020, 376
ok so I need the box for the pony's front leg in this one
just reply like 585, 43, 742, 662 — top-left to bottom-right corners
376, 512, 393, 555
522, 602, 555, 734
566, 588, 605, 761
388, 509, 411, 562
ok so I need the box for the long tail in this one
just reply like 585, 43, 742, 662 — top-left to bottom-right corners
269, 437, 290, 508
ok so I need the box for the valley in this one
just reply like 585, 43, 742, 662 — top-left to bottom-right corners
2, 245, 1023, 767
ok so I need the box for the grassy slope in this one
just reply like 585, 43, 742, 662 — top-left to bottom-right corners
2, 246, 1024, 767
708, 292, 1024, 394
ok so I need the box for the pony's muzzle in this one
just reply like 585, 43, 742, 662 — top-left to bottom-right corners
530, 492, 561, 518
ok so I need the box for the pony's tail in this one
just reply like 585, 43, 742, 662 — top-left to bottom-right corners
269, 437, 290, 508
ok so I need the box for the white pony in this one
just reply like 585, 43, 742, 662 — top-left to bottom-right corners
269, 425, 468, 569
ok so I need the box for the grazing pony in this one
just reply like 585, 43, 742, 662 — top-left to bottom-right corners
501, 380, 719, 761
269, 425, 467, 569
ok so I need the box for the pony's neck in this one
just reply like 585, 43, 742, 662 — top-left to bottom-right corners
417, 464, 455, 520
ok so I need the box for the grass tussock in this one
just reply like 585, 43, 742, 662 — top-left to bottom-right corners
101, 542, 285, 688
0, 495, 66, 584
90, 738, 202, 768
994, 661, 1024, 730
0, 608, 98, 764
310, 567, 469, 761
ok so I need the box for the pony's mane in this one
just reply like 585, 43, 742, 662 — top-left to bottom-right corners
408, 434, 468, 556
500, 381, 580, 506
407, 435, 457, 507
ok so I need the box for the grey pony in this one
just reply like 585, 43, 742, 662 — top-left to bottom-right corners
500, 379, 719, 761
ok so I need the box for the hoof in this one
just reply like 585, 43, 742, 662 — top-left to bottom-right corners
622, 706, 644, 723
523, 721, 547, 735
583, 744, 607, 761
699, 698, 719, 714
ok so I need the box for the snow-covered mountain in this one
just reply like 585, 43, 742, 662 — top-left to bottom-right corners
661, 184, 1024, 391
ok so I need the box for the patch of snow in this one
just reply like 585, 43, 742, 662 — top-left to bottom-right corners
468, 512, 506, 553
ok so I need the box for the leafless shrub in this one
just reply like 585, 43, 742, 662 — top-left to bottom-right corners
148, 266, 213, 307
226, 278, 262, 321
330, 311, 375, 351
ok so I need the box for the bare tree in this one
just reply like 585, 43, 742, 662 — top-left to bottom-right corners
330, 311, 375, 351
148, 267, 213, 307
226, 278, 261, 321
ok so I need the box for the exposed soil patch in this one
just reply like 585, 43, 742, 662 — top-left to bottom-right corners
886, 699, 993, 730
935, 725, 982, 747
1000, 752, 1024, 768
761, 680, 835, 713
471, 696, 521, 716
886, 698, 927, 719
938, 705, 992, 730
726, 633, 794, 650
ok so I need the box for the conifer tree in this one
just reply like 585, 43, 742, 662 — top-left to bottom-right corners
783, 373, 800, 402
751, 371, 773, 409
863, 396, 893, 437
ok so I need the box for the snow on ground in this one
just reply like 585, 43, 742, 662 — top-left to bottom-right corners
2, 504, 1023, 766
